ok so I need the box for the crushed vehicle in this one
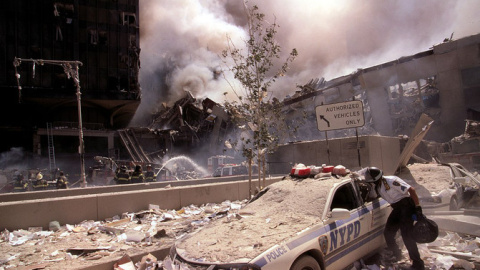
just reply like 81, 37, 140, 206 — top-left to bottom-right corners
446, 163, 480, 210
163, 176, 391, 270
397, 163, 479, 211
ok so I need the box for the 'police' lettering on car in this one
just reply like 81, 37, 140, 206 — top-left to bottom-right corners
266, 245, 288, 262
329, 221, 361, 251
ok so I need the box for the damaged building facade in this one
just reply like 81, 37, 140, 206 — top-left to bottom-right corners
273, 33, 480, 170
281, 33, 480, 143
0, 0, 141, 171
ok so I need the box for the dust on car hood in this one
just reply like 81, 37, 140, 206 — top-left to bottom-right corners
175, 176, 346, 263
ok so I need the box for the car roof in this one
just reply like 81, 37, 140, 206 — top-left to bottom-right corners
176, 176, 348, 263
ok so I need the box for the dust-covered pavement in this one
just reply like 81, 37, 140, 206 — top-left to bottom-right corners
1, 163, 479, 270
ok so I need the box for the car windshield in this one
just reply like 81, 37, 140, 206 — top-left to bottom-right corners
176, 177, 346, 263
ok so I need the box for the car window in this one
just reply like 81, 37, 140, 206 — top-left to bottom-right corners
356, 181, 378, 203
330, 183, 360, 211
222, 167, 229, 176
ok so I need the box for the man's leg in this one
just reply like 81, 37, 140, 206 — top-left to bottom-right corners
399, 202, 424, 269
384, 209, 402, 260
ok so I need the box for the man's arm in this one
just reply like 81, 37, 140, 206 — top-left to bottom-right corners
408, 186, 420, 206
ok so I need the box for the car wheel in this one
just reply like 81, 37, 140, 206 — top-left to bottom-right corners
449, 196, 459, 211
290, 255, 321, 270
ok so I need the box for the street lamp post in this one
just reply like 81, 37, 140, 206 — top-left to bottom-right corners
13, 57, 87, 187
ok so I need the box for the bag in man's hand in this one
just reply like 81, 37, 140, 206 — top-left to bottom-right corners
412, 215, 439, 243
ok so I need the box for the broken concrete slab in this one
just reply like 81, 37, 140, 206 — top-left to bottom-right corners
429, 214, 480, 237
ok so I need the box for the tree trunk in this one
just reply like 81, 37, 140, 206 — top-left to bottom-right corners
262, 153, 266, 188
258, 157, 261, 191
248, 158, 252, 198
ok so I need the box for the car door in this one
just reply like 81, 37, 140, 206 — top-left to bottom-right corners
353, 180, 391, 253
326, 181, 374, 269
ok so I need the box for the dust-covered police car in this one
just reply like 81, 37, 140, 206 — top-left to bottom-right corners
164, 175, 391, 270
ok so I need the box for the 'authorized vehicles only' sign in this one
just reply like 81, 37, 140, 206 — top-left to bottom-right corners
315, 100, 365, 131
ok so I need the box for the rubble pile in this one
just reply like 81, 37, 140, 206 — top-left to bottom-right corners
459, 120, 480, 140
449, 120, 480, 154
0, 200, 247, 270
397, 163, 455, 202
1, 163, 479, 270
360, 231, 480, 270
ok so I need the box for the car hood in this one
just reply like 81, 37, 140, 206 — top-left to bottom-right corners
175, 176, 346, 264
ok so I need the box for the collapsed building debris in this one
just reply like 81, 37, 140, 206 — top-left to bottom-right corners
115, 91, 231, 170
420, 119, 480, 171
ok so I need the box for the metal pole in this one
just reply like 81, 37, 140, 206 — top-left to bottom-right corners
355, 127, 361, 167
325, 131, 331, 164
73, 64, 87, 187
13, 57, 86, 187
352, 96, 361, 167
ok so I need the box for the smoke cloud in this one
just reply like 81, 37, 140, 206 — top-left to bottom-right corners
132, 0, 480, 126
0, 147, 25, 170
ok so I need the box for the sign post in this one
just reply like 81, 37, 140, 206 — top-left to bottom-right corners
316, 100, 365, 166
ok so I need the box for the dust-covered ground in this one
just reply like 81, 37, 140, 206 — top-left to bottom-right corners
397, 163, 455, 201
1, 162, 479, 270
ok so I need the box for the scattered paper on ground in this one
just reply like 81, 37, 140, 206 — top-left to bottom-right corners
1, 162, 479, 270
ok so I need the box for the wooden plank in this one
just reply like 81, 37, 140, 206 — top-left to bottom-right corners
390, 113, 434, 174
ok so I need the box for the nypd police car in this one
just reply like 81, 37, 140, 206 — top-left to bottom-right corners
165, 176, 391, 270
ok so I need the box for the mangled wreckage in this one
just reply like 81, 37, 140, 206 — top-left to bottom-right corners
111, 91, 233, 180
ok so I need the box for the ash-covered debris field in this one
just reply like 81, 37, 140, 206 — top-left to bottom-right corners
1, 163, 480, 270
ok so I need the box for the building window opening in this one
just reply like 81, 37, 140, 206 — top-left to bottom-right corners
385, 76, 439, 135
419, 77, 439, 108
99, 31, 108, 45
89, 29, 98, 45
121, 12, 136, 26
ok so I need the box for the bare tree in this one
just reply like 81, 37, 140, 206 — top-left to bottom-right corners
221, 3, 297, 197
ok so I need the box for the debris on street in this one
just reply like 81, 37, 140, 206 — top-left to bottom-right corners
0, 200, 247, 270
1, 163, 479, 270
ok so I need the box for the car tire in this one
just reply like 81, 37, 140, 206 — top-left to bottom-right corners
290, 255, 321, 270
449, 196, 459, 211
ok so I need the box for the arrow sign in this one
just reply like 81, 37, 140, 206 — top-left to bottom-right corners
315, 100, 365, 131
319, 115, 330, 127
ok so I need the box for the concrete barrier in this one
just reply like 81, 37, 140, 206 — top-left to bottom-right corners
0, 177, 283, 231
0, 195, 98, 231
0, 174, 282, 203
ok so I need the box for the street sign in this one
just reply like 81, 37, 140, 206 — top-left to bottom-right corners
315, 100, 365, 131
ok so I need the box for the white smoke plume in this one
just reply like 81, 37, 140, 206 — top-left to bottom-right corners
0, 147, 25, 170
131, 0, 480, 125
